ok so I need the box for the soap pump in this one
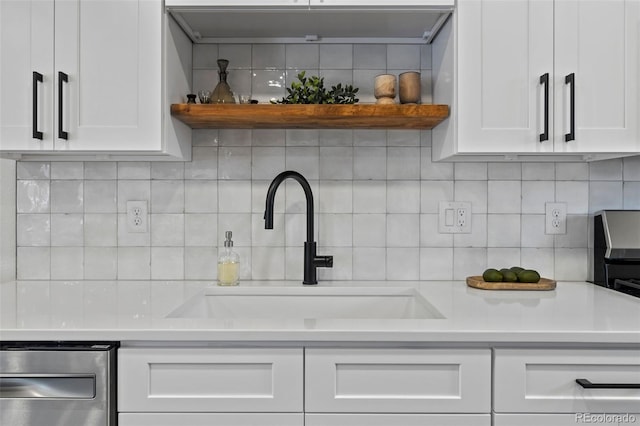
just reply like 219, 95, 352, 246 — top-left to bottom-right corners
217, 231, 240, 286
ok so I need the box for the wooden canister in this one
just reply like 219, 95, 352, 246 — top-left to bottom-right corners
374, 74, 396, 103
399, 71, 421, 104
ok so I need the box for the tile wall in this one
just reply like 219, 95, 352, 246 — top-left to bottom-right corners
13, 43, 640, 282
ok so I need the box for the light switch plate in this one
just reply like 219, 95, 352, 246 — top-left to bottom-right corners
439, 201, 471, 234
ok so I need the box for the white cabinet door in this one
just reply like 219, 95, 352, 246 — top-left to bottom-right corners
305, 348, 491, 414
118, 347, 304, 413
495, 413, 640, 426
165, 0, 308, 6
494, 349, 640, 414
554, 0, 640, 154
456, 0, 554, 154
310, 0, 453, 6
306, 414, 491, 426
0, 0, 54, 152
53, 0, 161, 152
119, 413, 304, 426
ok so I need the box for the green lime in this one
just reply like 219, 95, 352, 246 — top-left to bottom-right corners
482, 268, 503, 282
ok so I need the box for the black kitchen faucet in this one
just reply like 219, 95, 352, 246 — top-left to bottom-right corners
264, 171, 333, 285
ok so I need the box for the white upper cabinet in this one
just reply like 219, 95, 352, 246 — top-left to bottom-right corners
433, 0, 640, 161
0, 0, 190, 160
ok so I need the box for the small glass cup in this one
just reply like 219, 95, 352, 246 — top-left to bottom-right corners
239, 94, 252, 104
198, 90, 211, 104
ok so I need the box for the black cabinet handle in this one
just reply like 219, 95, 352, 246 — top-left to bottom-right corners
576, 379, 640, 389
539, 73, 549, 142
565, 73, 575, 142
58, 71, 68, 140
32, 72, 43, 140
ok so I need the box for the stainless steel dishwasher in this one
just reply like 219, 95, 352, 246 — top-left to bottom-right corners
0, 342, 117, 426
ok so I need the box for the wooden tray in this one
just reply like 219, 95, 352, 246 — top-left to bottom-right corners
466, 276, 556, 291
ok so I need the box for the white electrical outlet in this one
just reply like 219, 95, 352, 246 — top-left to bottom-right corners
126, 200, 148, 233
439, 201, 472, 234
545, 202, 567, 235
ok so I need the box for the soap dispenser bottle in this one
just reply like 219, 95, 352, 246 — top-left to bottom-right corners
218, 231, 240, 286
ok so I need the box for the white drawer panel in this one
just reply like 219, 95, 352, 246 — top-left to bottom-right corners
305, 348, 491, 413
119, 413, 304, 426
306, 413, 491, 426
495, 413, 640, 426
118, 347, 303, 412
494, 349, 640, 414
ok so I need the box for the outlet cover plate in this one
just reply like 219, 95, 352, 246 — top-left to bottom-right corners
126, 200, 148, 233
439, 201, 471, 234
545, 202, 567, 235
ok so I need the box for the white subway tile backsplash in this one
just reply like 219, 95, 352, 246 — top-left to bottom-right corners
521, 181, 554, 214
420, 247, 453, 280
623, 182, 640, 209
387, 181, 420, 214
353, 214, 386, 247
252, 147, 286, 180
151, 247, 184, 280
386, 214, 419, 247
184, 180, 218, 213
185, 214, 218, 247
184, 247, 217, 280
17, 162, 50, 179
286, 44, 319, 70
386, 248, 420, 280
51, 247, 83, 280
51, 162, 83, 180
387, 147, 420, 179
17, 180, 50, 213
84, 214, 117, 247
354, 147, 386, 180
590, 159, 623, 181
319, 44, 353, 69
84, 247, 117, 280
84, 180, 117, 213
488, 181, 521, 214
13, 42, 632, 283
51, 214, 83, 246
17, 214, 50, 246
150, 214, 184, 246
589, 181, 623, 213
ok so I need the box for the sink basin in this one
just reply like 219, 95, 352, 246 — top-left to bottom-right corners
166, 286, 443, 320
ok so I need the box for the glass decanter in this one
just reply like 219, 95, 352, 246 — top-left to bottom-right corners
212, 59, 236, 104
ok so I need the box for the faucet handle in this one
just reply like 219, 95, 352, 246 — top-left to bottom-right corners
314, 255, 333, 268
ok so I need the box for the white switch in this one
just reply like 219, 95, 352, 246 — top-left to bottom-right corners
439, 201, 472, 234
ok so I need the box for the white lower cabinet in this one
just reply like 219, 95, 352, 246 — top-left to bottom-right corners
305, 348, 491, 414
306, 414, 491, 426
494, 349, 640, 420
118, 413, 304, 426
494, 413, 640, 426
118, 346, 492, 424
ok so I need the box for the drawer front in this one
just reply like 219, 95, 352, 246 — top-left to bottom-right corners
119, 413, 304, 426
495, 413, 640, 426
306, 413, 491, 426
118, 347, 303, 412
494, 349, 640, 413
305, 348, 491, 413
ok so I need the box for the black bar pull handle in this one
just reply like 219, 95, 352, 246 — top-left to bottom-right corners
539, 73, 549, 142
565, 73, 575, 142
576, 379, 640, 389
32, 72, 44, 140
58, 71, 68, 140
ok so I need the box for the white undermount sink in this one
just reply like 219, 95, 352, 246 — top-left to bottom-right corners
166, 286, 444, 320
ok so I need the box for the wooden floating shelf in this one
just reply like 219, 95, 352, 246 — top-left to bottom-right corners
170, 104, 449, 130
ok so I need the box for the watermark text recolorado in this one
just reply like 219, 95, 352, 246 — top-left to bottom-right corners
576, 413, 637, 423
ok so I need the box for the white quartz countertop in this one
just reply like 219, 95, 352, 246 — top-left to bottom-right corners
1, 280, 639, 345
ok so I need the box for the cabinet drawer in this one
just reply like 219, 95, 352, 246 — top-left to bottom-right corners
119, 413, 304, 426
118, 347, 303, 412
305, 348, 491, 413
494, 413, 640, 426
306, 413, 491, 426
494, 349, 640, 413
